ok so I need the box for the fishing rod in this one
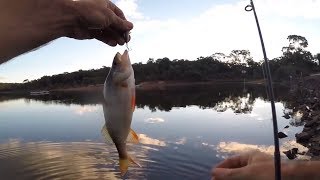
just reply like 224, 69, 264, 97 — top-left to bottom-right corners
245, 1, 281, 180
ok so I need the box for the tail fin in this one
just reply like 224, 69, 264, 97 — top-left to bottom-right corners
119, 158, 129, 176
129, 156, 142, 168
119, 155, 142, 176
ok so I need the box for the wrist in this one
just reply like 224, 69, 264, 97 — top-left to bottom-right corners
282, 160, 320, 180
44, 0, 77, 39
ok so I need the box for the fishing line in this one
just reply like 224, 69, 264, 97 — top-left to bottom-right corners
261, 62, 270, 99
245, 1, 281, 180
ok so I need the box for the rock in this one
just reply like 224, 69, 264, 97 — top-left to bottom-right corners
303, 127, 311, 132
311, 136, 320, 142
284, 125, 290, 129
305, 119, 318, 128
311, 145, 320, 151
297, 151, 306, 155
283, 148, 299, 160
278, 132, 288, 139
312, 112, 320, 116
296, 132, 312, 143
312, 115, 320, 122
283, 114, 290, 119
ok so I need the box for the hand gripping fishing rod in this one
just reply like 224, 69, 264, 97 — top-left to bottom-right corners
245, 1, 281, 180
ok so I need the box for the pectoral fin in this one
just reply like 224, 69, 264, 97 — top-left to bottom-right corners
101, 124, 114, 144
126, 129, 139, 144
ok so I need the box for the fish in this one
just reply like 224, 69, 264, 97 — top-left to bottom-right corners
101, 50, 140, 176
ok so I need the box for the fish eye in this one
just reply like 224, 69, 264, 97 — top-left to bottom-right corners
113, 61, 117, 66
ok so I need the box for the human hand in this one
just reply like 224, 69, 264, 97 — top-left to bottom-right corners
0, 0, 133, 62
64, 0, 133, 46
211, 151, 277, 180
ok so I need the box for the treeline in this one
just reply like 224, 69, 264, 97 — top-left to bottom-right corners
1, 34, 319, 91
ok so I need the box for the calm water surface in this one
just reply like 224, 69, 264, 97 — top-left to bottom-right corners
0, 84, 305, 179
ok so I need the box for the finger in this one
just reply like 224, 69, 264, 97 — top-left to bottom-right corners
101, 28, 125, 45
123, 31, 132, 43
93, 28, 125, 46
212, 168, 245, 180
105, 9, 133, 31
106, 40, 117, 47
107, 0, 127, 20
106, 2, 132, 43
215, 155, 249, 169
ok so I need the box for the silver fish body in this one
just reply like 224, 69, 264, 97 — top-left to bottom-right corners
101, 50, 139, 176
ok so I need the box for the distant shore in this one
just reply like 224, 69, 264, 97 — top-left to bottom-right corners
50, 80, 268, 92
0, 79, 278, 94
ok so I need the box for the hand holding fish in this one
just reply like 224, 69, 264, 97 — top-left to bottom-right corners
0, 0, 133, 63
211, 150, 320, 180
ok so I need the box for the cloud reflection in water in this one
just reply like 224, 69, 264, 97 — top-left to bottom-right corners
74, 106, 98, 115
145, 117, 165, 124
207, 141, 310, 160
0, 134, 168, 180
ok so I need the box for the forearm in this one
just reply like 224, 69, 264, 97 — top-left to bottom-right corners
283, 160, 320, 180
0, 0, 73, 63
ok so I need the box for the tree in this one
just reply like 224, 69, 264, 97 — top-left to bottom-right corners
229, 50, 252, 66
315, 53, 320, 66
282, 35, 308, 55
212, 52, 227, 62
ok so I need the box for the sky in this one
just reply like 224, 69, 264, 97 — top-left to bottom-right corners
0, 0, 320, 83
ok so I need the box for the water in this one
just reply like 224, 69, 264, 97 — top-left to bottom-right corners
0, 83, 305, 179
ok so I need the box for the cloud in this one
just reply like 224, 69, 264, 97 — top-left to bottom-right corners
175, 137, 187, 145
0, 76, 5, 80
254, 0, 320, 19
116, 0, 320, 64
115, 0, 145, 20
145, 117, 165, 124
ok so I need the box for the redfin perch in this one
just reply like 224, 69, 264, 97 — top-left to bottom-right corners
101, 50, 140, 176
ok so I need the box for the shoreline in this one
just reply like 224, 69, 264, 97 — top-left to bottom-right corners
0, 80, 274, 94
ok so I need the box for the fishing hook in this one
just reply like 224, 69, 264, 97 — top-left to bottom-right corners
245, 1, 281, 180
124, 32, 132, 51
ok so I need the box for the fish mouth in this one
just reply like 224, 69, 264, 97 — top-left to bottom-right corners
121, 50, 129, 62
112, 50, 131, 71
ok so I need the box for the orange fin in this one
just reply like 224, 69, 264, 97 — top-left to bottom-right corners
126, 129, 139, 144
119, 155, 141, 176
129, 156, 142, 167
119, 158, 129, 176
131, 91, 136, 112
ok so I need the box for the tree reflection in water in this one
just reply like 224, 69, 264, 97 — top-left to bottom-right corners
0, 83, 289, 115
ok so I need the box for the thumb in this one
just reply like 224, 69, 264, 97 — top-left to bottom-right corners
212, 168, 243, 180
